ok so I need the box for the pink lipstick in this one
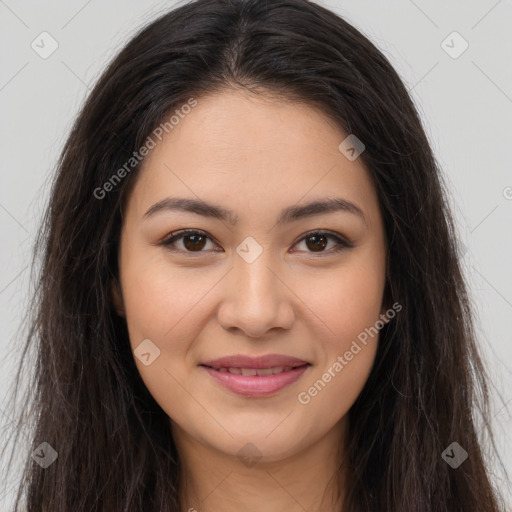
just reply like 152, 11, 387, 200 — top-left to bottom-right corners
200, 353, 311, 397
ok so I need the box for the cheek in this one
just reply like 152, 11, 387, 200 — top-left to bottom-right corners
297, 343, 377, 433
295, 255, 385, 348
119, 257, 210, 421
121, 254, 210, 347
293, 259, 384, 415
295, 298, 381, 429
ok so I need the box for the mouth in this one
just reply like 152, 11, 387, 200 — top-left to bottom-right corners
202, 365, 307, 376
199, 354, 311, 397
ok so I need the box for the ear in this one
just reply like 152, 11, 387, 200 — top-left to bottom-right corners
111, 278, 125, 317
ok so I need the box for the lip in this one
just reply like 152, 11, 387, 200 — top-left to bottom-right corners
201, 365, 310, 397
200, 353, 311, 397
201, 353, 309, 369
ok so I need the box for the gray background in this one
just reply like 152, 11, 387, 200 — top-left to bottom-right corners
1, 0, 511, 508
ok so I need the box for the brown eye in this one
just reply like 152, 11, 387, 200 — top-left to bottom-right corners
160, 229, 218, 253
304, 234, 328, 252
293, 230, 351, 254
182, 233, 207, 251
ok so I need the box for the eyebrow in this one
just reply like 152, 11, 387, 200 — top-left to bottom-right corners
143, 196, 367, 227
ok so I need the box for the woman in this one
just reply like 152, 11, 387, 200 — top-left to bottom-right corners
2, 0, 507, 510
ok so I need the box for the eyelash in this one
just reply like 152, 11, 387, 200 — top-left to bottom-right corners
158, 229, 353, 256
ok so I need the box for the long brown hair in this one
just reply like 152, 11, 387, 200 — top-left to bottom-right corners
2, 0, 508, 510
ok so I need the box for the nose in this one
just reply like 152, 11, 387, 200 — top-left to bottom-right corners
217, 250, 295, 338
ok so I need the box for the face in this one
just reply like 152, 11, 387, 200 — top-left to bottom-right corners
114, 89, 388, 464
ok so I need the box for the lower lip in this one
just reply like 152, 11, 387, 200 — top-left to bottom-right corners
201, 365, 310, 397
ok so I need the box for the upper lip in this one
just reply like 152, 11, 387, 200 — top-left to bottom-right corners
201, 354, 310, 369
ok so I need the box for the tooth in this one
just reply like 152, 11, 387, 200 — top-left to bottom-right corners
217, 366, 299, 375
256, 368, 274, 376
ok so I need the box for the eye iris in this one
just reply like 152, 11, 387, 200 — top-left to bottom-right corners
183, 234, 206, 251
306, 234, 327, 252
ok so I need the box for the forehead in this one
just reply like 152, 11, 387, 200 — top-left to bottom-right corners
127, 89, 380, 231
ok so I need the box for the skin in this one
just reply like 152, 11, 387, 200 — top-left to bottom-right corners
113, 89, 388, 512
